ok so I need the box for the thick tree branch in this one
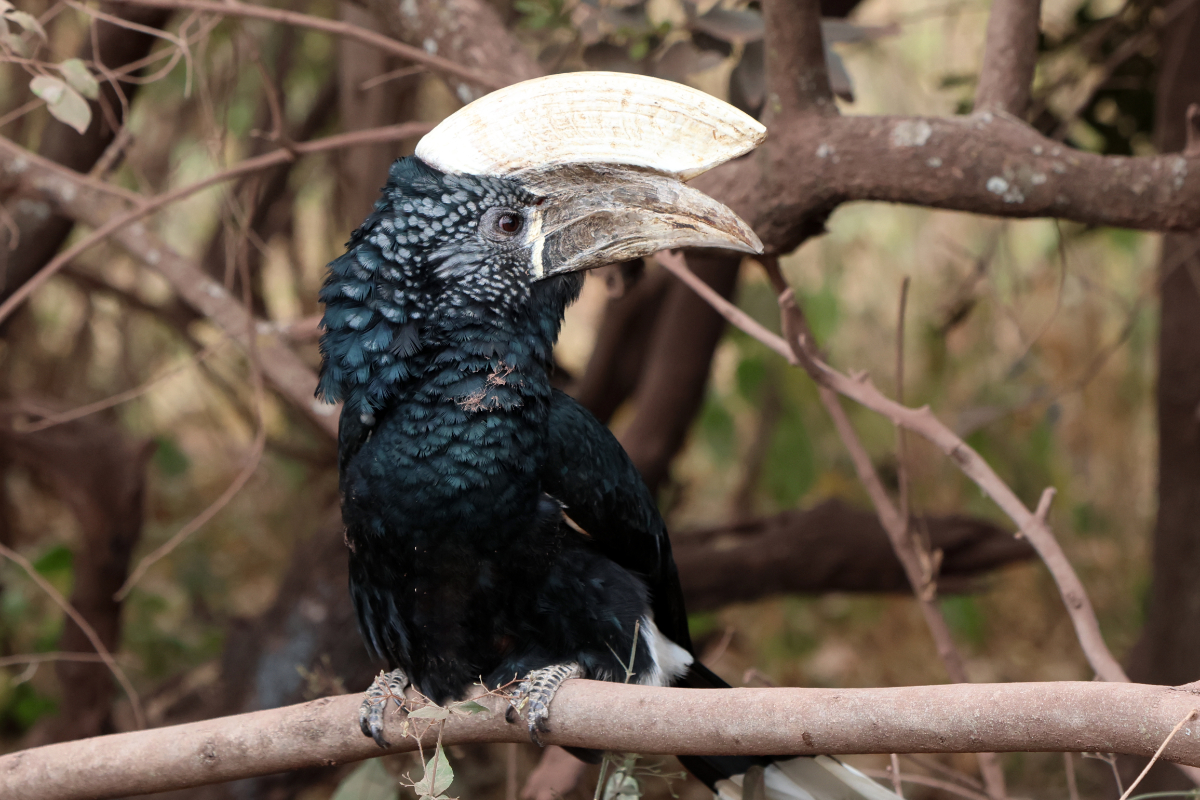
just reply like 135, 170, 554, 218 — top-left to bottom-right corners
366, 0, 543, 104
6, 681, 1200, 800
675, 499, 1034, 610
763, 0, 835, 119
974, 0, 1043, 116
697, 112, 1200, 255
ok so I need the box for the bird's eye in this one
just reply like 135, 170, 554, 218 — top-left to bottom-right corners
481, 207, 524, 241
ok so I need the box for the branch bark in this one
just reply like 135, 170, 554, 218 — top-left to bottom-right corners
675, 499, 1033, 611
7, 681, 1200, 800
763, 0, 835, 119
695, 112, 1200, 256
973, 0, 1043, 116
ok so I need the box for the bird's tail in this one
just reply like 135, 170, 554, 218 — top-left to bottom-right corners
678, 664, 899, 800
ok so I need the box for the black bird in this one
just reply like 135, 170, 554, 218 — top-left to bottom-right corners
318, 72, 894, 800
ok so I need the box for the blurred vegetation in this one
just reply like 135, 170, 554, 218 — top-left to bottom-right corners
0, 0, 1175, 796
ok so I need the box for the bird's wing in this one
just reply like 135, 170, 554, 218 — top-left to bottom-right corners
541, 389, 694, 653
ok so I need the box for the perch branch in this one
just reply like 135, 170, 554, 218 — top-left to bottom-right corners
6, 681, 1200, 800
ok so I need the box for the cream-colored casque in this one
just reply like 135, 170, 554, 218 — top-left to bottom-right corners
415, 71, 766, 180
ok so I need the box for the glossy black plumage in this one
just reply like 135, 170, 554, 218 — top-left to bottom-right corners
319, 157, 675, 704
316, 155, 903, 800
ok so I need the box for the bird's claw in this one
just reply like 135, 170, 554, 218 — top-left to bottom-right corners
359, 668, 410, 747
506, 663, 582, 746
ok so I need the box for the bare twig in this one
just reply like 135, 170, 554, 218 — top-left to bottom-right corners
106, 0, 504, 90
0, 122, 431, 327
0, 543, 145, 729
7, 681, 1200, 800
0, 652, 108, 668
895, 276, 912, 531
671, 251, 1005, 796
13, 338, 228, 433
889, 753, 904, 797
656, 251, 1127, 681
863, 768, 989, 800
1121, 710, 1200, 800
1065, 752, 1080, 800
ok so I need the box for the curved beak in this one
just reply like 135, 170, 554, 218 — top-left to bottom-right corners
521, 165, 762, 279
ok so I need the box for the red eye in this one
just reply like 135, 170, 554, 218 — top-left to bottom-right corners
497, 213, 521, 234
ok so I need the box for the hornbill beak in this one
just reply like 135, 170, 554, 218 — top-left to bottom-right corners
519, 164, 763, 278
414, 72, 765, 277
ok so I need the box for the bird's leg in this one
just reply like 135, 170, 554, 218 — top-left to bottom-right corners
359, 668, 410, 748
506, 662, 582, 745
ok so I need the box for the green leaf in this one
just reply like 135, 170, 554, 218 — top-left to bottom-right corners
763, 411, 816, 506
452, 700, 488, 715
407, 704, 450, 720
412, 743, 454, 799
5, 10, 45, 40
152, 436, 191, 477
59, 58, 99, 100
9, 684, 57, 730
330, 759, 400, 800
32, 544, 72, 578
30, 76, 92, 134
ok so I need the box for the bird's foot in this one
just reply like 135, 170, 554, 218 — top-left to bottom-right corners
505, 662, 582, 745
359, 668, 410, 748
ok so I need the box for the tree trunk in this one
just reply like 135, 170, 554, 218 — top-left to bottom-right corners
1122, 3, 1200, 792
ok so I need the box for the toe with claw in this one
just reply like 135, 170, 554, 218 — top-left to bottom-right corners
507, 663, 582, 745
359, 668, 410, 747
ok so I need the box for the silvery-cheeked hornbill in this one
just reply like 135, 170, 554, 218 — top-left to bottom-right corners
317, 72, 895, 800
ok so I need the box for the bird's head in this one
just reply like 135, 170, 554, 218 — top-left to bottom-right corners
318, 72, 765, 412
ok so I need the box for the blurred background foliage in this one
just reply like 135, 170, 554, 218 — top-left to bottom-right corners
0, 0, 1180, 796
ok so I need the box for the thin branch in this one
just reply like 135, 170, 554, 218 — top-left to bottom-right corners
13, 338, 228, 433
1121, 710, 1200, 800
115, 371, 266, 600
0, 543, 145, 729
0, 651, 108, 668
0, 127, 432, 438
1065, 752, 1080, 800
862, 768, 989, 800
895, 275, 912, 531
7, 681, 1200, 800
0, 122, 432, 327
106, 0, 505, 90
655, 251, 1128, 684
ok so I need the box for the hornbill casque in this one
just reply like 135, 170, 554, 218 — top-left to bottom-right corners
318, 72, 895, 800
